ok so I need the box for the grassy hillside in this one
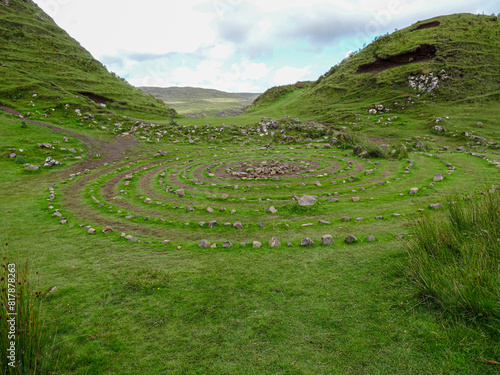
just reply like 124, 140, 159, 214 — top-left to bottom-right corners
245, 13, 500, 120
1, 6, 500, 375
140, 86, 260, 118
0, 0, 173, 121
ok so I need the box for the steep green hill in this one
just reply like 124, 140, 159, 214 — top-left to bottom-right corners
140, 86, 260, 118
0, 0, 173, 120
245, 13, 500, 120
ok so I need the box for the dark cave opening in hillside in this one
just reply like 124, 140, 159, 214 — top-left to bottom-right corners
78, 91, 114, 105
412, 20, 441, 31
356, 44, 437, 75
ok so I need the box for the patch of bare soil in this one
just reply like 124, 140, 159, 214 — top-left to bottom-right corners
357, 44, 437, 75
412, 21, 440, 31
1, 105, 138, 169
77, 91, 115, 105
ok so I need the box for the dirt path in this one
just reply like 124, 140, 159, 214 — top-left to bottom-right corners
1, 106, 138, 169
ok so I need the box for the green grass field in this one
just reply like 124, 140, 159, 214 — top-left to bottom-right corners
140, 87, 260, 118
1, 3, 500, 374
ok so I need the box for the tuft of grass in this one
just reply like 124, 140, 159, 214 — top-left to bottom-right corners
406, 192, 500, 321
123, 268, 170, 294
0, 255, 51, 374
339, 128, 389, 159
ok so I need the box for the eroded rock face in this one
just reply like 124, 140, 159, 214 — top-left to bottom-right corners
408, 70, 447, 93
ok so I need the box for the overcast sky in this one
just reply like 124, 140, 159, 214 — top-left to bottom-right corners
36, 0, 498, 93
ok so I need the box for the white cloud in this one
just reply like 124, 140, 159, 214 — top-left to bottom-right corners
240, 61, 272, 80
37, 0, 500, 93
273, 66, 312, 85
208, 44, 234, 59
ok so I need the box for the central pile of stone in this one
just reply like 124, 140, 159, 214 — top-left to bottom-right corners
231, 160, 304, 179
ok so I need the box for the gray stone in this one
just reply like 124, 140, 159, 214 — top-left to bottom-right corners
233, 221, 243, 229
198, 239, 210, 248
298, 195, 318, 207
409, 187, 419, 195
222, 241, 233, 248
318, 220, 331, 225
25, 164, 41, 170
267, 206, 278, 214
258, 222, 265, 227
175, 189, 186, 198
252, 241, 262, 248
352, 197, 360, 202
429, 203, 443, 209
102, 226, 113, 234
341, 216, 351, 222
144, 198, 153, 204
366, 235, 376, 242
208, 220, 217, 228
206, 207, 214, 213
269, 236, 281, 248
301, 237, 314, 247
321, 235, 334, 245
433, 173, 444, 182
187, 205, 195, 212
344, 235, 358, 244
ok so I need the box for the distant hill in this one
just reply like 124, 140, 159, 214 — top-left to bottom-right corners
140, 86, 260, 118
0, 0, 173, 119
245, 13, 500, 120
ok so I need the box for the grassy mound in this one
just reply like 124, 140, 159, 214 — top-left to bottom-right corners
245, 13, 500, 119
0, 0, 173, 119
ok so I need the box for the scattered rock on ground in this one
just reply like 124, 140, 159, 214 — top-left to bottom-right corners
298, 195, 318, 206
301, 237, 314, 247
344, 235, 357, 244
321, 235, 334, 245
